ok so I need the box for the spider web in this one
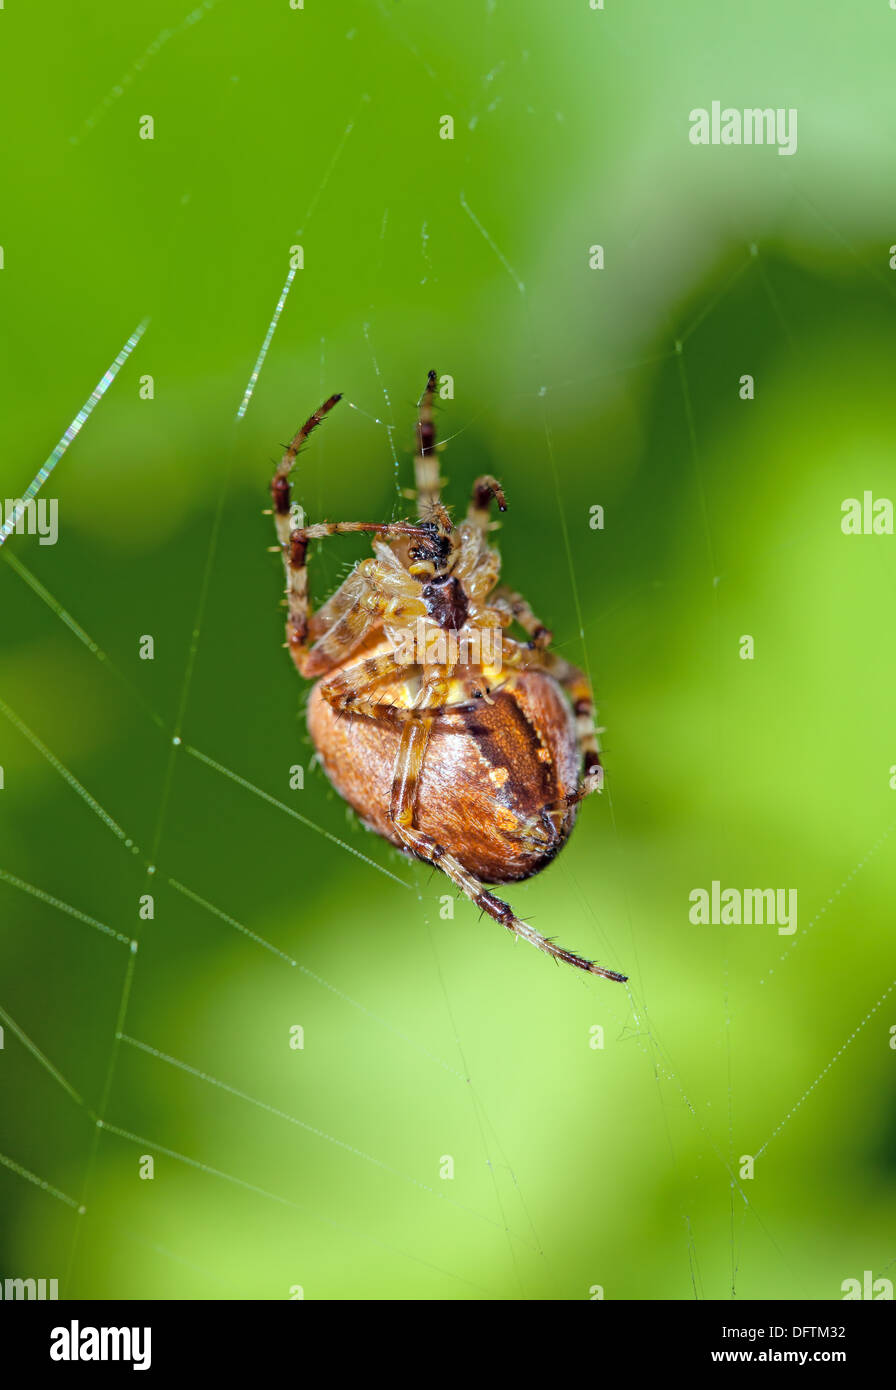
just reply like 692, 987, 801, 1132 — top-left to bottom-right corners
1, 0, 894, 1302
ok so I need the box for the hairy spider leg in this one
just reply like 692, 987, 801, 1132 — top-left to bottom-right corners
466, 474, 507, 533
490, 585, 554, 650
318, 647, 505, 724
319, 653, 424, 719
452, 539, 502, 603
414, 369, 442, 517
308, 542, 420, 643
281, 526, 429, 678
269, 394, 430, 677
384, 672, 626, 981
510, 642, 605, 804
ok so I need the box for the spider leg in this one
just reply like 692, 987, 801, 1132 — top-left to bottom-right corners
386, 704, 626, 982
269, 394, 431, 675
319, 653, 419, 719
270, 392, 342, 548
490, 585, 553, 650
300, 558, 430, 678
466, 475, 507, 532
320, 654, 479, 723
309, 542, 422, 642
450, 478, 506, 593
281, 531, 430, 677
414, 369, 442, 517
545, 653, 603, 791
503, 639, 604, 802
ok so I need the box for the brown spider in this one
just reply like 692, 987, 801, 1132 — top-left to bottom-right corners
269, 371, 627, 982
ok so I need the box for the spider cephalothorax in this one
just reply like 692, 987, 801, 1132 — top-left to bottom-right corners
268, 370, 626, 981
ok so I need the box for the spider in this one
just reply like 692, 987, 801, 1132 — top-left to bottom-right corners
268, 371, 627, 982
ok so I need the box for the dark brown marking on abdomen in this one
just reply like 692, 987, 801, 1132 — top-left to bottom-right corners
457, 694, 556, 813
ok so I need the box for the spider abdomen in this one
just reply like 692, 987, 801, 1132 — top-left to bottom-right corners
307, 668, 581, 884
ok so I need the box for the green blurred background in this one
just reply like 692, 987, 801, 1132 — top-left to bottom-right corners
1, 0, 894, 1300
